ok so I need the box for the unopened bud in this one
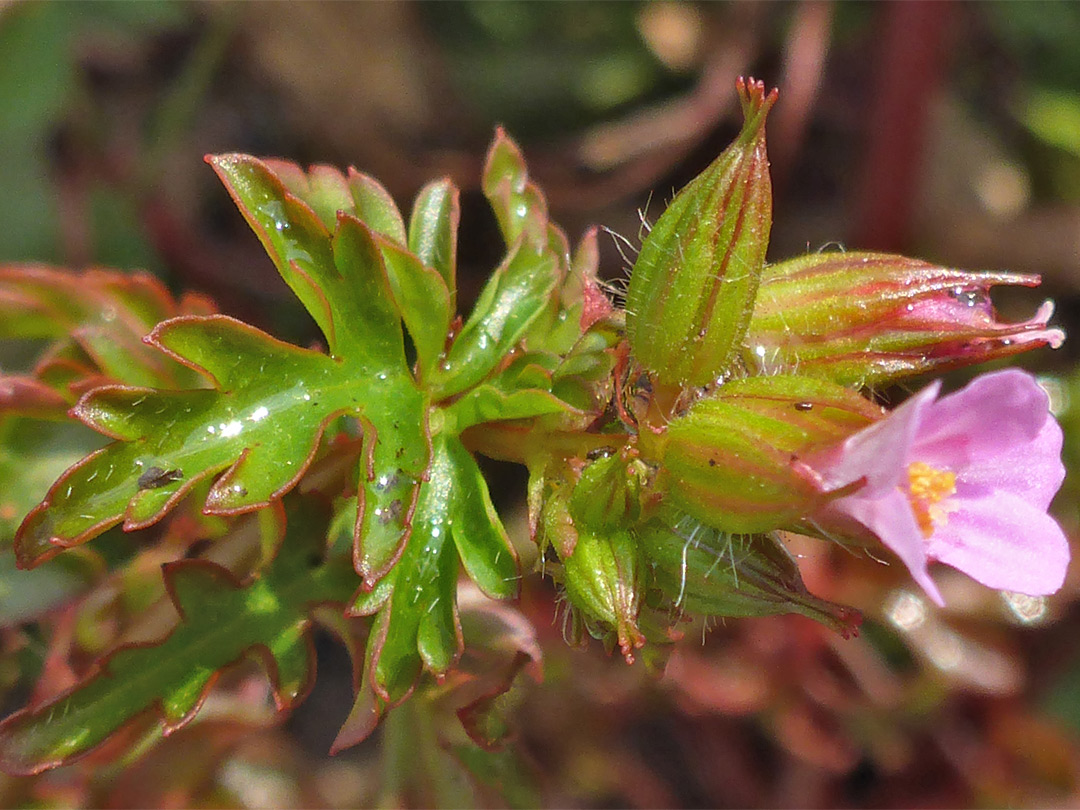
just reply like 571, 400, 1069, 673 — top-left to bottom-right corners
641, 375, 881, 534
626, 78, 776, 386
747, 251, 1065, 387
562, 527, 645, 662
640, 510, 859, 637
569, 451, 644, 533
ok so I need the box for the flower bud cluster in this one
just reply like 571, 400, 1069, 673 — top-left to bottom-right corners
543, 77, 1068, 659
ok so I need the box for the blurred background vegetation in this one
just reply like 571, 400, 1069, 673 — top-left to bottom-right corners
3, 1, 1080, 806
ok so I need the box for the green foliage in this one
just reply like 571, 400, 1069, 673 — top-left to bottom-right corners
0, 76, 1064, 801
0, 499, 355, 775
0, 1, 188, 264
420, 2, 684, 138
625, 79, 774, 387
0, 125, 617, 778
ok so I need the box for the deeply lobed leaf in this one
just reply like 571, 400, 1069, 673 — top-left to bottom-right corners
0, 499, 358, 775
15, 266, 427, 572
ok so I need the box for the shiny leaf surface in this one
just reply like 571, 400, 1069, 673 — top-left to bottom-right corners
16, 195, 429, 575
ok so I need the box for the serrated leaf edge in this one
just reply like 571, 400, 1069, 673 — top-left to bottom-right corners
0, 556, 327, 776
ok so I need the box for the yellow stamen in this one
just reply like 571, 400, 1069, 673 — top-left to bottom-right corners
906, 461, 956, 538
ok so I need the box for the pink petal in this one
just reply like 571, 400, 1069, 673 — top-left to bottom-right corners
913, 369, 1051, 467
831, 487, 944, 605
957, 416, 1065, 510
927, 490, 1070, 595
816, 382, 938, 493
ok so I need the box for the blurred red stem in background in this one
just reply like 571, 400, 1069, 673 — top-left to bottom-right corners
770, 1, 834, 190
852, 0, 956, 252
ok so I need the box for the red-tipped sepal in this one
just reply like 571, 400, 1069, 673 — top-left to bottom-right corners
626, 78, 777, 386
640, 375, 882, 534
747, 251, 1065, 387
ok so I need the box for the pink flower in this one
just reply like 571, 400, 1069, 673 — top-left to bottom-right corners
810, 369, 1069, 605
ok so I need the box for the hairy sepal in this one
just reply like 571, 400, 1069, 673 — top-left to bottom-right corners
645, 375, 882, 535
626, 78, 776, 386
747, 251, 1065, 386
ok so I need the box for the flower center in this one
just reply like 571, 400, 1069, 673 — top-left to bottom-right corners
906, 461, 957, 538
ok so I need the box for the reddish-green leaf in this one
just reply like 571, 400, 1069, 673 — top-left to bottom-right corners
482, 128, 550, 252
428, 240, 559, 400
0, 498, 358, 775
350, 432, 518, 702
15, 213, 430, 576
0, 265, 211, 391
229, 157, 453, 383
376, 234, 452, 381
408, 179, 460, 301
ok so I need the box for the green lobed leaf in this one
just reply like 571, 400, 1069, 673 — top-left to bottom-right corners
0, 498, 358, 775
376, 235, 452, 382
264, 159, 409, 247
351, 431, 518, 702
209, 154, 355, 356
444, 437, 519, 599
236, 157, 454, 383
408, 179, 460, 301
481, 128, 550, 251
440, 352, 579, 433
264, 159, 351, 230
351, 169, 409, 244
15, 213, 430, 580
360, 432, 462, 701
541, 321, 620, 429
428, 240, 559, 401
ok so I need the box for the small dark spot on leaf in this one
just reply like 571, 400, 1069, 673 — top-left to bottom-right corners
794, 402, 813, 411
377, 499, 404, 525
137, 466, 184, 490
374, 474, 400, 492
587, 446, 616, 460
707, 458, 717, 467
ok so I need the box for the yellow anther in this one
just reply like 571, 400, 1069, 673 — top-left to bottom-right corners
906, 461, 957, 538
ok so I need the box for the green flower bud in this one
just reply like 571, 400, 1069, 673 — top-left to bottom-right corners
640, 510, 859, 636
746, 251, 1064, 387
540, 484, 578, 559
626, 77, 776, 386
562, 527, 645, 662
569, 450, 644, 533
640, 375, 881, 534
